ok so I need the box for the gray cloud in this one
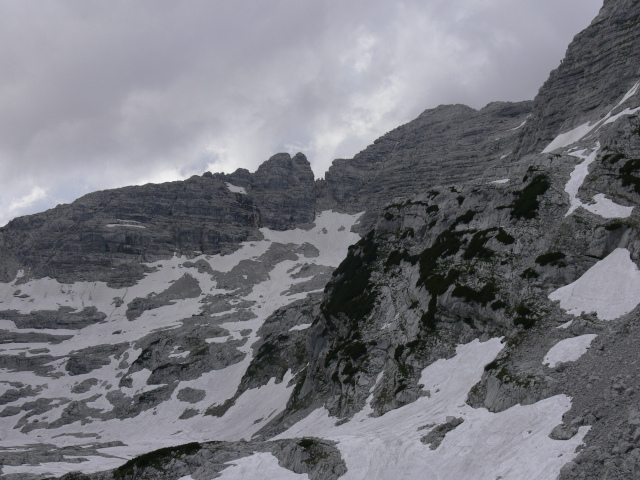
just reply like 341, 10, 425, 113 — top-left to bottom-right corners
0, 0, 603, 225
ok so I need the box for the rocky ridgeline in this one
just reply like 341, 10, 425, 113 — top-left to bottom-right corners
320, 101, 532, 229
517, 0, 640, 156
0, 103, 530, 289
214, 152, 317, 231
3, 0, 640, 478
0, 175, 262, 286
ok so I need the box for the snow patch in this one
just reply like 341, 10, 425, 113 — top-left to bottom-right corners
557, 320, 574, 330
276, 338, 588, 480
510, 117, 529, 131
543, 334, 598, 368
542, 80, 640, 153
0, 210, 364, 472
542, 122, 595, 153
168, 348, 190, 358
226, 183, 247, 195
549, 248, 640, 320
289, 323, 312, 332
2, 456, 126, 476
563, 144, 633, 218
490, 178, 510, 184
216, 452, 309, 479
105, 224, 146, 228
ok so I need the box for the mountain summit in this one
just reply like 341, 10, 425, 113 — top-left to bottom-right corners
2, 1, 640, 479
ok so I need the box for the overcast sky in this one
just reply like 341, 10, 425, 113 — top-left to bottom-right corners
0, 0, 603, 226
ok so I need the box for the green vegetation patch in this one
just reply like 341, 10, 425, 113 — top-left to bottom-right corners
452, 210, 477, 229
343, 341, 367, 360
602, 152, 625, 164
463, 229, 496, 260
385, 249, 411, 270
413, 230, 464, 287
511, 174, 550, 220
426, 205, 440, 214
520, 268, 539, 279
605, 221, 627, 231
421, 269, 461, 296
452, 282, 497, 306
401, 228, 415, 239
495, 228, 515, 245
535, 251, 566, 266
619, 158, 640, 194
513, 302, 536, 329
323, 231, 378, 323
421, 295, 439, 330
491, 299, 507, 311
298, 438, 316, 449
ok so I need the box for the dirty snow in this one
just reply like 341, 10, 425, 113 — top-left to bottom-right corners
549, 248, 640, 320
289, 323, 312, 331
276, 338, 588, 480
226, 183, 247, 195
216, 452, 309, 480
543, 334, 598, 368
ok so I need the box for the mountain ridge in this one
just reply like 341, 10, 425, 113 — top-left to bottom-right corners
3, 0, 640, 478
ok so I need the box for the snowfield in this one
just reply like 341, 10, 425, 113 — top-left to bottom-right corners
216, 452, 310, 480
0, 211, 362, 475
225, 183, 247, 194
549, 248, 640, 320
543, 334, 598, 368
275, 338, 588, 480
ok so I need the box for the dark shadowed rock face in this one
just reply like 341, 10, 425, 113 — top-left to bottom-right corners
518, 0, 640, 156
320, 101, 533, 229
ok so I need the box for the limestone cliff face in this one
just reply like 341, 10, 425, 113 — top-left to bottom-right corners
321, 101, 532, 229
0, 175, 261, 286
216, 152, 317, 230
0, 153, 318, 286
5, 1, 640, 479
517, 0, 640, 156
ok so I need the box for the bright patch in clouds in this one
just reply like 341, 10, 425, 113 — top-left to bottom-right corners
2, 186, 48, 225
8, 186, 46, 213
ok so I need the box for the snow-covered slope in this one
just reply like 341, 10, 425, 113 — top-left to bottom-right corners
0, 211, 361, 476
4, 2, 640, 479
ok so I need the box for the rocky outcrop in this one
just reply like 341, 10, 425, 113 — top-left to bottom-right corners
0, 154, 321, 286
0, 175, 262, 286
215, 152, 317, 230
517, 0, 640, 155
320, 101, 533, 230
5, 1, 640, 479
36, 439, 346, 480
